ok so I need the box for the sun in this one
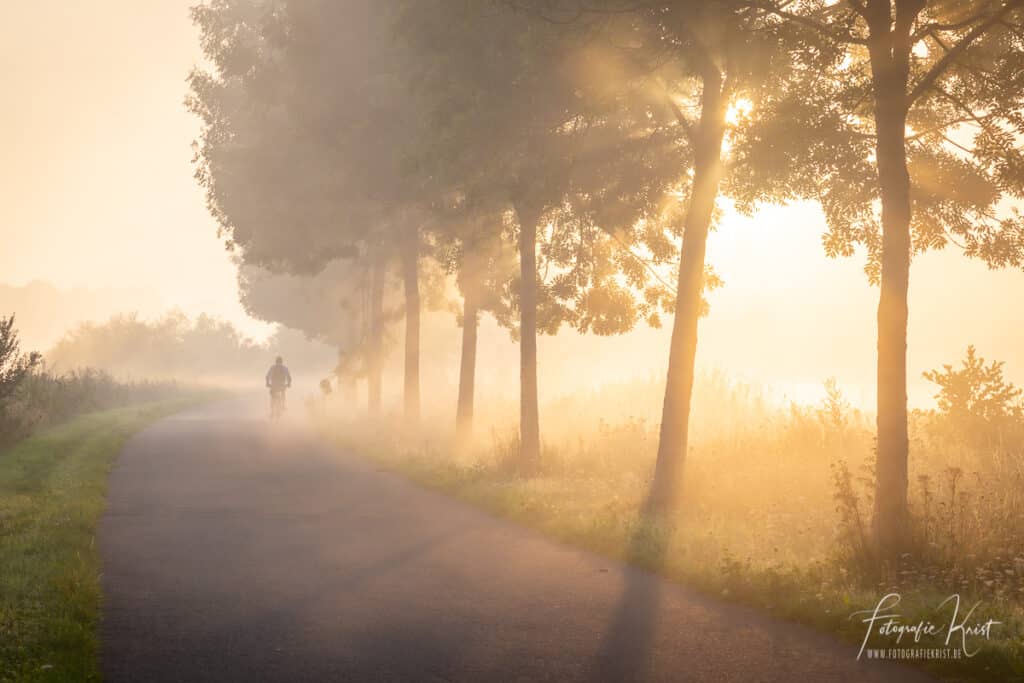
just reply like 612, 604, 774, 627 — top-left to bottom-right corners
726, 97, 754, 126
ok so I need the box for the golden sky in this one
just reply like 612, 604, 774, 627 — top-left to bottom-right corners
0, 1, 268, 336
1, 2, 1022, 408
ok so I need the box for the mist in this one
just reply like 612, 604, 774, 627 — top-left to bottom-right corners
4, 1, 1024, 679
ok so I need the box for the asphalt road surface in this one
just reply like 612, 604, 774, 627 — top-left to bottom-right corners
100, 401, 931, 682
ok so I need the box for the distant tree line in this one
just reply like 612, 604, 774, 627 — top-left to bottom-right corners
47, 311, 336, 383
188, 0, 1024, 556
1, 309, 340, 447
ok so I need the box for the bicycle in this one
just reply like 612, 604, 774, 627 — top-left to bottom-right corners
269, 388, 287, 420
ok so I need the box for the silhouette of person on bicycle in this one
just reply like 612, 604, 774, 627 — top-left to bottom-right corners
266, 356, 292, 419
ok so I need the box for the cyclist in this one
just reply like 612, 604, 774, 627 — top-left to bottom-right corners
265, 356, 292, 418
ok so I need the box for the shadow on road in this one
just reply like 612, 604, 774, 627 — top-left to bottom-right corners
590, 518, 673, 681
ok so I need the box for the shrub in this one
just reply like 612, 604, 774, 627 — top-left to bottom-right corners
0, 315, 40, 403
0, 316, 182, 448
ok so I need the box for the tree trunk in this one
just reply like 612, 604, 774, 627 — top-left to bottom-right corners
514, 203, 541, 471
455, 284, 479, 445
647, 69, 727, 515
400, 233, 421, 422
868, 12, 917, 553
367, 253, 384, 415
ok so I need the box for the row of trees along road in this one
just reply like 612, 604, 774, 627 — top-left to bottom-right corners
189, 0, 1024, 556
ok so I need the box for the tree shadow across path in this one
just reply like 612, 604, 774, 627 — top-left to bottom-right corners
589, 517, 672, 682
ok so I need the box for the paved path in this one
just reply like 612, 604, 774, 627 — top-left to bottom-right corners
100, 402, 930, 682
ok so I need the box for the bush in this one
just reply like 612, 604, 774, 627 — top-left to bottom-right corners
825, 346, 1024, 597
0, 315, 40, 403
0, 316, 182, 448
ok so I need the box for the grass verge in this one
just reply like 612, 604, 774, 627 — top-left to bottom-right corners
0, 400, 201, 682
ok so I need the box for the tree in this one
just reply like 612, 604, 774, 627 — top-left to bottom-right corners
734, 0, 1024, 551
0, 315, 40, 402
189, 0, 432, 419
923, 346, 1023, 450
238, 261, 381, 382
527, 0, 791, 513
400, 3, 569, 467
400, 1, 684, 469
431, 204, 518, 444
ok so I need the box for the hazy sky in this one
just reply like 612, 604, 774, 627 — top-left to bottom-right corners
2, 2, 1022, 407
1, 1, 269, 337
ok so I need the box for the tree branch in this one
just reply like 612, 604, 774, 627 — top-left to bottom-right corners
928, 83, 994, 131
907, 0, 1024, 106
664, 95, 696, 145
905, 115, 989, 140
939, 132, 976, 156
749, 1, 869, 44
912, 4, 1013, 41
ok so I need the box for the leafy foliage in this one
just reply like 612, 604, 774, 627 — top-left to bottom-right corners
732, 0, 1024, 281
397, 0, 689, 336
923, 345, 1024, 450
0, 316, 40, 403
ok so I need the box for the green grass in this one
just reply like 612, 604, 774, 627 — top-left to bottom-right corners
0, 400, 198, 682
